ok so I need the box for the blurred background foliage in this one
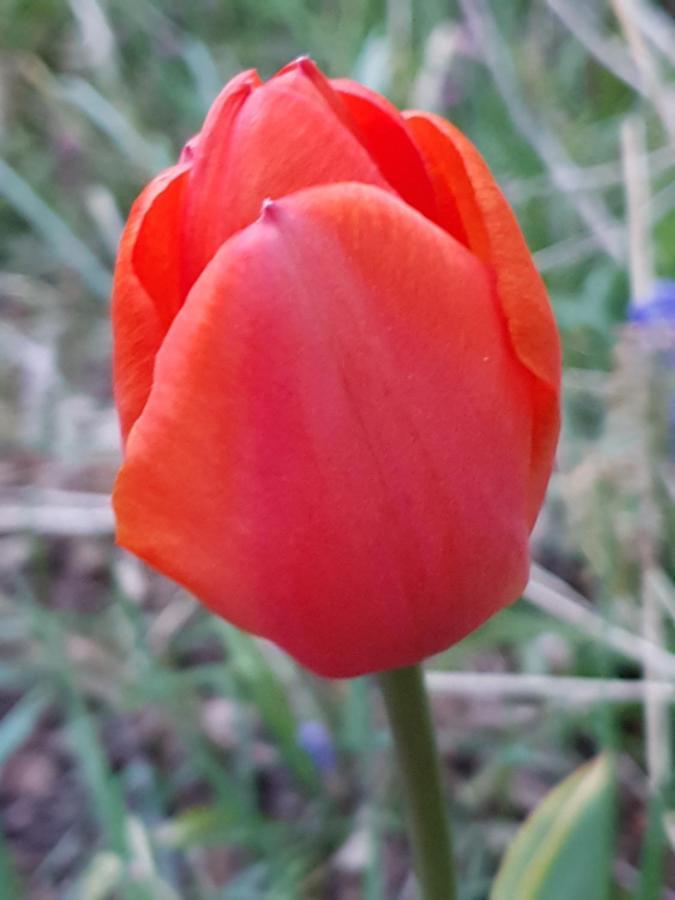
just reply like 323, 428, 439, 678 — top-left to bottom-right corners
1, 0, 674, 897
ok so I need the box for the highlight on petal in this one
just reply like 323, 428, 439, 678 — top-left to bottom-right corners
405, 112, 561, 521
112, 163, 190, 442
181, 62, 389, 290
114, 183, 534, 677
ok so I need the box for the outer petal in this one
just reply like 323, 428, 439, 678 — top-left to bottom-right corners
405, 112, 561, 522
181, 64, 389, 289
112, 163, 190, 442
114, 183, 534, 677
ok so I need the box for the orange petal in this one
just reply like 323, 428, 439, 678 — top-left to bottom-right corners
114, 183, 534, 677
404, 112, 560, 390
331, 78, 443, 228
181, 64, 389, 290
405, 112, 561, 521
112, 163, 190, 443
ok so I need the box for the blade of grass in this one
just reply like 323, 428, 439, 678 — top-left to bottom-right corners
0, 157, 111, 300
219, 624, 319, 792
634, 795, 669, 900
525, 565, 675, 679
0, 687, 50, 767
425, 672, 675, 704
458, 0, 623, 262
58, 77, 172, 173
0, 828, 23, 900
23, 597, 129, 858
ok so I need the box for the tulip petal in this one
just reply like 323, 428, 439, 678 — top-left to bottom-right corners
182, 65, 389, 289
330, 79, 444, 227
115, 183, 535, 677
276, 62, 444, 228
405, 112, 560, 521
276, 57, 356, 130
404, 112, 560, 390
112, 163, 190, 442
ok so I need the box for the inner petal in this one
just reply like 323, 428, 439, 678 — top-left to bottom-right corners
331, 78, 443, 228
180, 64, 390, 292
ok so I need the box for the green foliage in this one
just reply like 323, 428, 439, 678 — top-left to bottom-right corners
491, 755, 616, 900
218, 624, 320, 791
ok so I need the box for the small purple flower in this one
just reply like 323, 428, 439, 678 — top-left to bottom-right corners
297, 720, 337, 774
627, 279, 675, 324
628, 280, 675, 456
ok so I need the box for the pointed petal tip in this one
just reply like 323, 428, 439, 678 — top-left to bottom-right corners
179, 134, 199, 163
258, 196, 279, 222
236, 77, 257, 100
274, 55, 322, 82
292, 54, 316, 70
295, 54, 317, 72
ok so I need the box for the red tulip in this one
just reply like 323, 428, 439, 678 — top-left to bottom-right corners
112, 58, 560, 678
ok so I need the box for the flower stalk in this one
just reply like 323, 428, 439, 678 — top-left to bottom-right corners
379, 664, 457, 900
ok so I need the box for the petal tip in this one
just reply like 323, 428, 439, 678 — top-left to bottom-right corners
258, 196, 279, 222
279, 55, 318, 77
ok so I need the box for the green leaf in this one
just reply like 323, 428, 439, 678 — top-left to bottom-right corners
0, 688, 50, 768
491, 755, 615, 900
0, 827, 23, 900
219, 625, 319, 791
634, 795, 669, 900
156, 804, 278, 851
77, 852, 124, 900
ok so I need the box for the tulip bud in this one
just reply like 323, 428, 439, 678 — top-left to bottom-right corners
112, 59, 560, 678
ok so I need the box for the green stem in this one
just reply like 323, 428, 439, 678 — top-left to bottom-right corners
379, 664, 457, 900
